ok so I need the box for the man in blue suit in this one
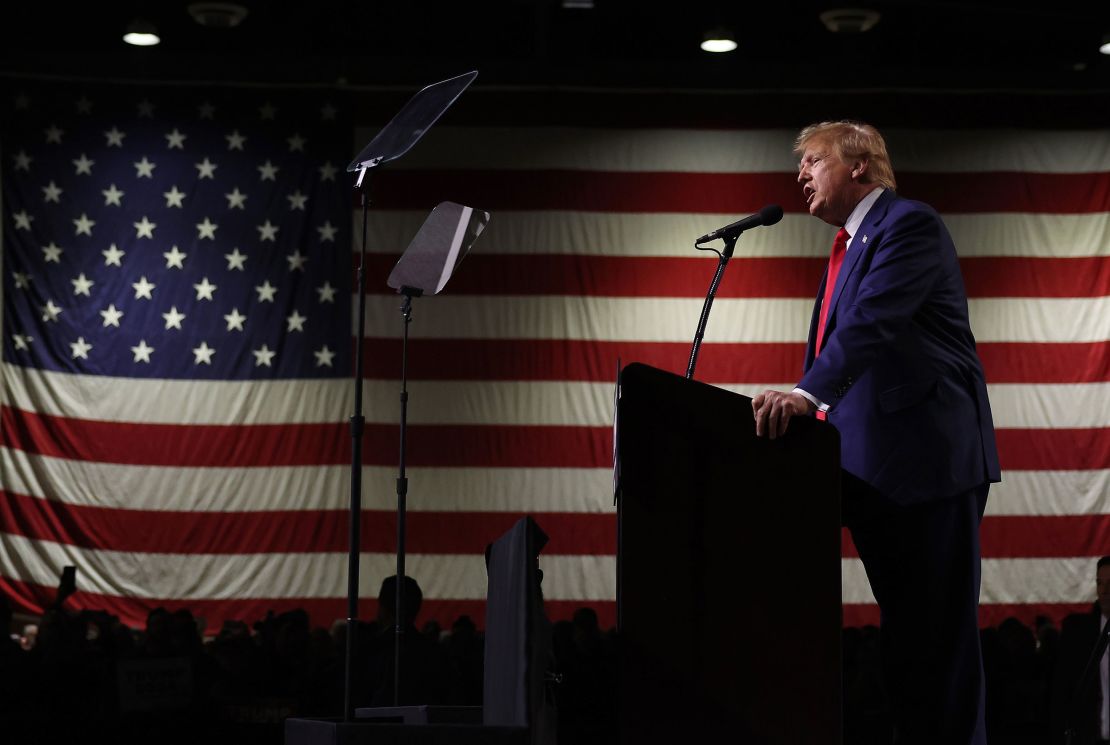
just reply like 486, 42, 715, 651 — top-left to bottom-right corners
752, 121, 1002, 744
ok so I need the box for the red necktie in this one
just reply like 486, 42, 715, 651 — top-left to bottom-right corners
815, 227, 850, 358
814, 227, 849, 421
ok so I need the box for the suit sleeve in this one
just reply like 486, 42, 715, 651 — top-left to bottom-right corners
797, 205, 945, 408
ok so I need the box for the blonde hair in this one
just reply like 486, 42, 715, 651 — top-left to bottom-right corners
794, 120, 896, 190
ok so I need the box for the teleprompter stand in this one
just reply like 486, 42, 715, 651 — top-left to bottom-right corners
615, 363, 843, 745
286, 72, 495, 745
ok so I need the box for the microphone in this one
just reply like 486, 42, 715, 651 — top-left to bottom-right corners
696, 204, 783, 244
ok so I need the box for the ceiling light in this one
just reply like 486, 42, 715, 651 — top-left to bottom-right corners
122, 19, 160, 47
1100, 34, 1110, 55
187, 3, 249, 29
819, 8, 881, 34
701, 28, 737, 53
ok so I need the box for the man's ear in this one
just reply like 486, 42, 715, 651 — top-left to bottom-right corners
852, 159, 870, 180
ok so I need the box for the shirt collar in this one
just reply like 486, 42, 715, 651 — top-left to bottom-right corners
843, 187, 885, 247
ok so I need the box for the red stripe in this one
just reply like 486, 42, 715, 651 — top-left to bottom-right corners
977, 342, 1110, 384
362, 339, 803, 383
961, 257, 1110, 298
0, 491, 615, 555
0, 577, 615, 636
843, 603, 1094, 629
361, 338, 1110, 384
373, 169, 1110, 214
843, 515, 1110, 560
363, 254, 1110, 299
5, 406, 1106, 470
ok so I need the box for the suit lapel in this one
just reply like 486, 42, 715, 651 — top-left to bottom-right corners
820, 190, 895, 344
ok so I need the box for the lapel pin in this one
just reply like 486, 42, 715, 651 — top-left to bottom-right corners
861, 235, 868, 243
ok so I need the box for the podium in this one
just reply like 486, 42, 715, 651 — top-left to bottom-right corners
616, 363, 843, 745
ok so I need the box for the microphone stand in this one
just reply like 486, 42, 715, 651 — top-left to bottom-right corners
686, 234, 739, 380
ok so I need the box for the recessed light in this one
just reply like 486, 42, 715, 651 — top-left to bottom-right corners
122, 19, 160, 47
701, 28, 737, 53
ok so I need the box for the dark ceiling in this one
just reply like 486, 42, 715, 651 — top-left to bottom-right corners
2, 1, 1109, 92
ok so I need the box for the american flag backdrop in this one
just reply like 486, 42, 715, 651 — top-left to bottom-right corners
2, 80, 1109, 632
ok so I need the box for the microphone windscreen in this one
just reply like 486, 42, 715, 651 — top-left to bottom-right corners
760, 204, 784, 226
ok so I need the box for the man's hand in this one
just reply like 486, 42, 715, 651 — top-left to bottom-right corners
752, 390, 815, 439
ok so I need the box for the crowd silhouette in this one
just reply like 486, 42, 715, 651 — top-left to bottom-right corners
0, 587, 1097, 744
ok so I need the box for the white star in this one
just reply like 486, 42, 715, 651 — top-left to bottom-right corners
225, 248, 247, 270
137, 99, 155, 118
316, 281, 337, 303
44, 125, 64, 144
257, 220, 279, 241
13, 334, 32, 350
287, 133, 306, 151
224, 307, 246, 331
70, 337, 92, 360
225, 187, 248, 209
193, 341, 215, 365
42, 243, 63, 263
13, 150, 32, 171
13, 271, 31, 289
225, 130, 247, 150
286, 310, 307, 332
73, 213, 96, 236
134, 216, 156, 239
42, 300, 62, 322
72, 153, 94, 175
162, 306, 186, 330
163, 245, 187, 269
104, 127, 126, 147
314, 345, 335, 367
163, 186, 186, 208
195, 158, 218, 179
102, 183, 124, 206
14, 210, 34, 230
286, 190, 308, 210
71, 273, 94, 296
102, 244, 125, 266
193, 277, 217, 301
196, 217, 218, 240
75, 96, 93, 114
165, 128, 187, 149
259, 102, 277, 120
42, 181, 63, 203
132, 276, 155, 300
252, 344, 276, 367
131, 340, 154, 363
286, 250, 307, 271
199, 101, 216, 119
321, 103, 337, 121
318, 162, 338, 181
316, 220, 338, 242
258, 160, 279, 181
255, 281, 277, 302
134, 157, 156, 178
100, 304, 124, 327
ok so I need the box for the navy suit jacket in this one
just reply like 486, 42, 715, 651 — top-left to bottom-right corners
798, 189, 1001, 506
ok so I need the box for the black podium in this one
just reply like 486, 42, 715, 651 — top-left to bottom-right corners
616, 363, 843, 745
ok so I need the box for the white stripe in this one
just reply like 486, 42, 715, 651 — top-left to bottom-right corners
0, 533, 614, 601
843, 557, 1103, 606
364, 210, 1110, 259
361, 126, 1110, 174
1, 362, 348, 425
359, 295, 1110, 344
2, 448, 615, 514
969, 297, 1110, 343
986, 470, 1110, 516
10, 361, 1106, 429
8, 448, 1108, 519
